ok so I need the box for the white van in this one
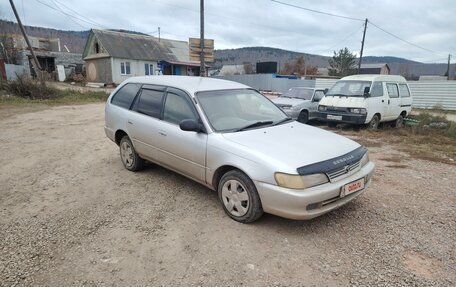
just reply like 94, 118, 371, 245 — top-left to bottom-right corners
318, 75, 412, 128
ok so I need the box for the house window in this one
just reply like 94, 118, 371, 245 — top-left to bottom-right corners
94, 42, 100, 54
144, 63, 154, 75
121, 62, 131, 75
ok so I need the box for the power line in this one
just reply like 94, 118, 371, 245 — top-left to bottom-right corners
35, 0, 90, 29
369, 21, 443, 56
52, 0, 108, 29
270, 0, 364, 22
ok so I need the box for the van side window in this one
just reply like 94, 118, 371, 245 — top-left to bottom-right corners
163, 92, 196, 125
370, 82, 383, 97
111, 83, 141, 109
386, 83, 399, 98
399, 84, 411, 97
136, 89, 165, 118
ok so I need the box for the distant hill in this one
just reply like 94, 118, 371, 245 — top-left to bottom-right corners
1, 20, 453, 78
0, 20, 88, 53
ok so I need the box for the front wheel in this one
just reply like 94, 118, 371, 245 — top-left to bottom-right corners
367, 114, 380, 129
297, 111, 309, 124
218, 170, 263, 223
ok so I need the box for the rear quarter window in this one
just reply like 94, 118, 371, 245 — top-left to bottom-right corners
111, 83, 141, 109
399, 84, 411, 97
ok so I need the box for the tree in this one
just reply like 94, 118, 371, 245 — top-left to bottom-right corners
280, 56, 318, 76
328, 48, 357, 77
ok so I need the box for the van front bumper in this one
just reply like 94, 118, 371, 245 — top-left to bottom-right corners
255, 161, 375, 220
317, 111, 367, 124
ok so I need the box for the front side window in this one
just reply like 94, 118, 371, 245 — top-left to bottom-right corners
196, 89, 287, 132
121, 62, 131, 75
386, 83, 399, 98
326, 81, 371, 97
399, 84, 411, 97
370, 82, 383, 97
111, 83, 141, 109
136, 89, 164, 118
163, 92, 196, 125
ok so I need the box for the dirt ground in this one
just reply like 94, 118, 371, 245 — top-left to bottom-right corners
0, 103, 455, 286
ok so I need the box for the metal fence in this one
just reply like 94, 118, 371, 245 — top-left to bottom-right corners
408, 81, 456, 111
216, 74, 314, 93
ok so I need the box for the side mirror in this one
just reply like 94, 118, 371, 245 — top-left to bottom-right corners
363, 86, 370, 96
179, 119, 203, 132
324, 88, 328, 95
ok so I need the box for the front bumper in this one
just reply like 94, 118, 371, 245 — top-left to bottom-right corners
317, 111, 367, 124
255, 161, 375, 220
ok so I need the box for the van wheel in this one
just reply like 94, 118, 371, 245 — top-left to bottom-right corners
394, 114, 404, 128
367, 114, 380, 129
119, 136, 145, 171
297, 111, 309, 124
218, 170, 263, 223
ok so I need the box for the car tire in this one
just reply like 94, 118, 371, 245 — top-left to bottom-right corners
327, 122, 337, 128
218, 170, 263, 223
297, 111, 309, 124
394, 114, 404, 128
119, 136, 145, 171
367, 114, 380, 129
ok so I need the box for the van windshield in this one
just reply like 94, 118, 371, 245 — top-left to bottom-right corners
326, 81, 371, 97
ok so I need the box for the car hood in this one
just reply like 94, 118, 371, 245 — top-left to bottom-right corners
221, 122, 361, 171
320, 95, 366, 108
271, 97, 308, 106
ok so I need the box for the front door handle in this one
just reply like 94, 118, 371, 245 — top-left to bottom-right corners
128, 120, 133, 125
158, 131, 167, 136
388, 100, 390, 104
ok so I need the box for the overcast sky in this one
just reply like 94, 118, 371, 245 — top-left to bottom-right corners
1, 0, 455, 63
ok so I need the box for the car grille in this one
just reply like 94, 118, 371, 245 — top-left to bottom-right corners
327, 106, 349, 113
326, 160, 361, 180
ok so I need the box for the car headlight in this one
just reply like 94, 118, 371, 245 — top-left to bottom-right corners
360, 151, 369, 167
318, 105, 327, 111
349, 108, 367, 114
274, 172, 329, 189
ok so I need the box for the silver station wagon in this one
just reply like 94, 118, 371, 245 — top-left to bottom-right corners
105, 76, 375, 223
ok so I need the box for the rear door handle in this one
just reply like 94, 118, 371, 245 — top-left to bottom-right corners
128, 120, 133, 124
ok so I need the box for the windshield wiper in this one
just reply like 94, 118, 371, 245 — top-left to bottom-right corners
235, 121, 274, 132
273, 117, 293, 126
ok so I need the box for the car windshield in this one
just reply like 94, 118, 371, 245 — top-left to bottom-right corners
196, 89, 289, 132
326, 81, 371, 97
281, 88, 314, 100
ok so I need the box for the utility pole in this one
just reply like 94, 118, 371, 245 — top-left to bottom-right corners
9, 0, 42, 72
158, 27, 160, 42
358, 18, 368, 74
447, 54, 451, 80
199, 0, 206, 77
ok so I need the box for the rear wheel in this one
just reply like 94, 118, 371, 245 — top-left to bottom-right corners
218, 170, 263, 223
394, 114, 404, 128
367, 114, 380, 129
119, 136, 145, 171
297, 110, 309, 124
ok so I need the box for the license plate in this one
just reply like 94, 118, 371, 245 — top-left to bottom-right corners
341, 178, 365, 197
327, 114, 342, 121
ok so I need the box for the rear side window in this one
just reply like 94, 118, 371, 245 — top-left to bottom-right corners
136, 89, 165, 118
111, 83, 141, 109
386, 83, 399, 98
399, 84, 411, 97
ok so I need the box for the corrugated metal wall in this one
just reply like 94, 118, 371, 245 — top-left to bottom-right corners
408, 81, 456, 111
216, 74, 314, 93
315, 78, 338, 89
